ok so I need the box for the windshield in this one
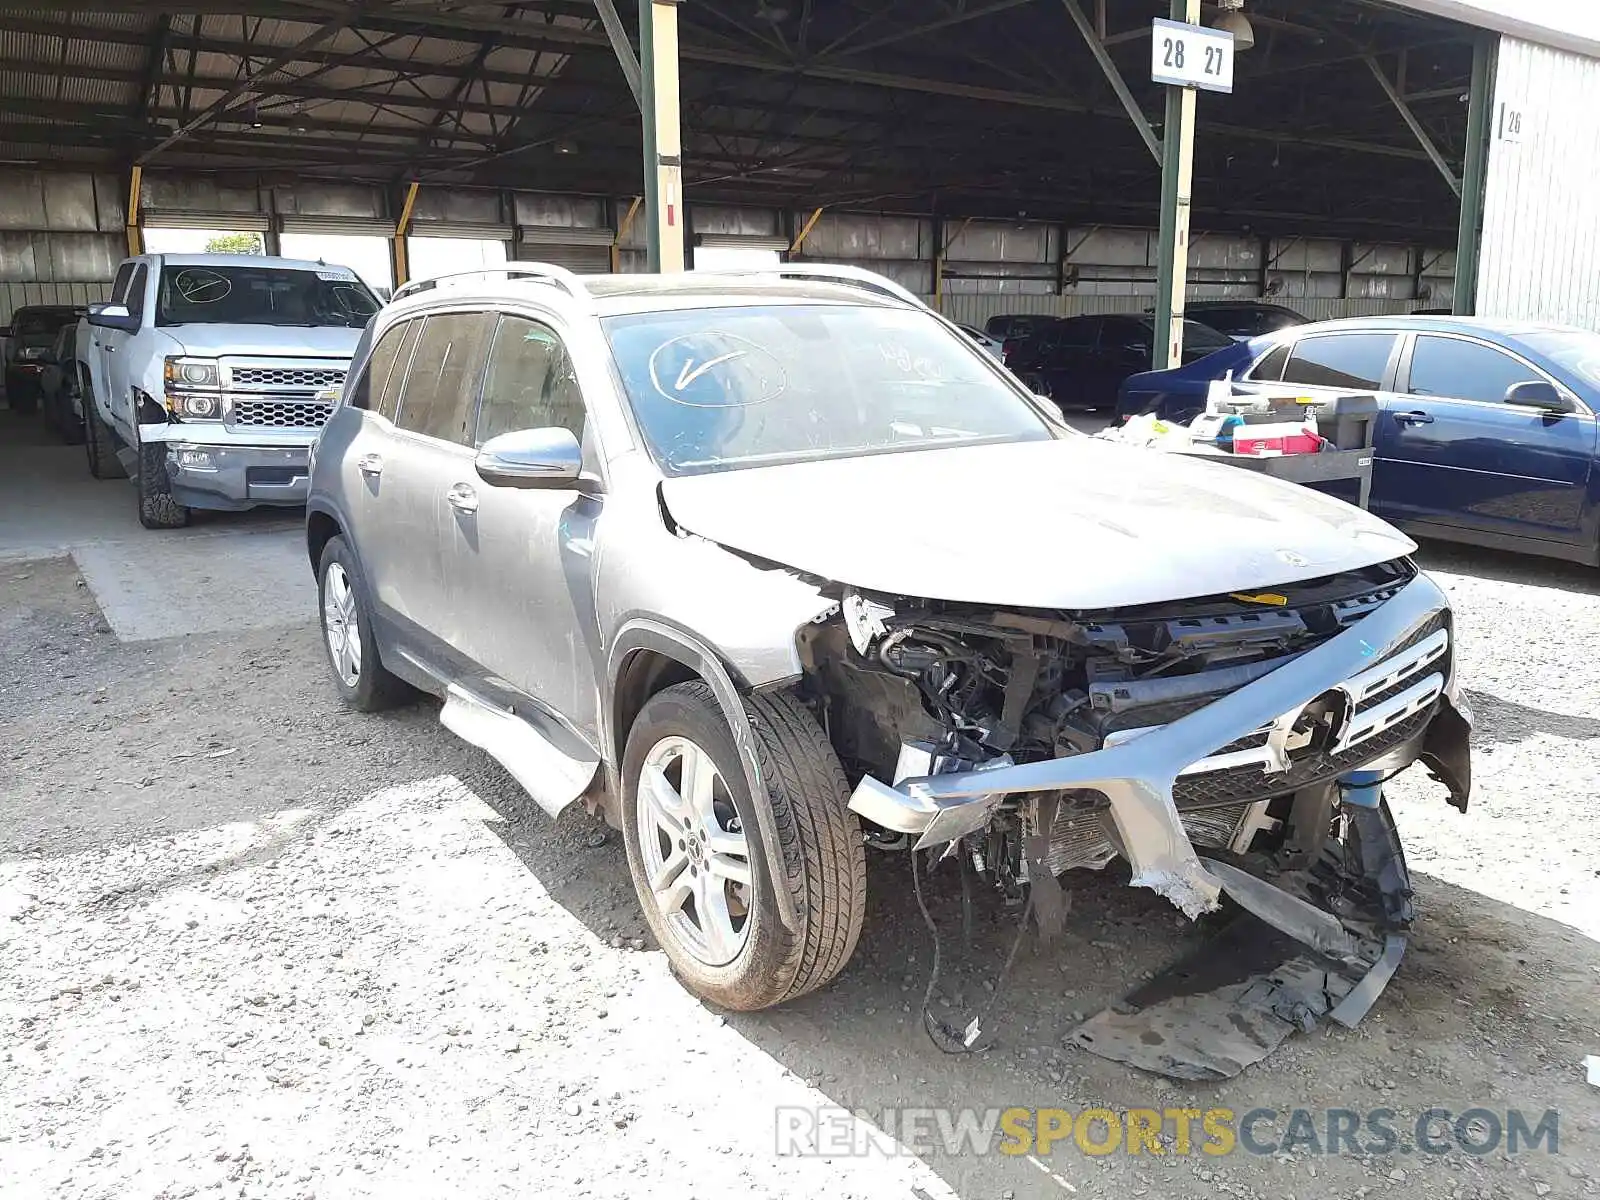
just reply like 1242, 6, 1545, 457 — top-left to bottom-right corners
1522, 330, 1600, 392
603, 304, 1054, 476
155, 265, 379, 328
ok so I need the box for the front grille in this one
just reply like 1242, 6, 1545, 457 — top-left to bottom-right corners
1162, 610, 1451, 809
229, 399, 335, 430
1173, 704, 1435, 808
230, 366, 345, 389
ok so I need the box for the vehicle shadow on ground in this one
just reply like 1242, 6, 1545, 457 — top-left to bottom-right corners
1413, 537, 1600, 594
1465, 687, 1600, 745
468, 754, 1600, 1197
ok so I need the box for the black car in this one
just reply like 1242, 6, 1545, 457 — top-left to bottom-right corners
38, 323, 84, 444
1183, 301, 1309, 341
2, 305, 84, 414
1003, 313, 1234, 410
984, 313, 1062, 342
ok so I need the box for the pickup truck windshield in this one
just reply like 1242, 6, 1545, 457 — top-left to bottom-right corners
156, 265, 379, 328
603, 303, 1054, 476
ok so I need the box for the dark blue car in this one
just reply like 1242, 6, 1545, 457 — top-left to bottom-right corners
1118, 317, 1600, 565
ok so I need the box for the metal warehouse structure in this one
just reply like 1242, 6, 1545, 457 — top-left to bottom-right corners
1, 0, 1598, 330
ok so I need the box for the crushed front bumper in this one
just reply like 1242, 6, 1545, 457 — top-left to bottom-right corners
164, 442, 311, 510
848, 572, 1470, 921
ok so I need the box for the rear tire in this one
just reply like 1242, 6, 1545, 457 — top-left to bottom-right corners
621, 681, 866, 1011
317, 535, 409, 712
136, 434, 190, 530
82, 380, 127, 480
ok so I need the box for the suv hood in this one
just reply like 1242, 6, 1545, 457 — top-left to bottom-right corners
658, 438, 1415, 609
161, 325, 361, 359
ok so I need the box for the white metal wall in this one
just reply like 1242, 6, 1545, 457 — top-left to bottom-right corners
1478, 37, 1600, 329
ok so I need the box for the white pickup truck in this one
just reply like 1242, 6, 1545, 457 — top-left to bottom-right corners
78, 253, 379, 528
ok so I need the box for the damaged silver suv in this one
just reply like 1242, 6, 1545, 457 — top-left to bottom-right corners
306, 265, 1471, 1078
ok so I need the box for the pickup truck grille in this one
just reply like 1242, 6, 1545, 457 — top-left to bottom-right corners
230, 365, 345, 389
229, 398, 336, 430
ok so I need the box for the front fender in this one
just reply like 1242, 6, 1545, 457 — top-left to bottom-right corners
606, 618, 802, 934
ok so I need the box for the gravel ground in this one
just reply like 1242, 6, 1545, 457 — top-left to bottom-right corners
3, 473, 1599, 1197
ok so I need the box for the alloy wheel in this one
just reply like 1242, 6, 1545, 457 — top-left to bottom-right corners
322, 562, 362, 687
636, 735, 753, 966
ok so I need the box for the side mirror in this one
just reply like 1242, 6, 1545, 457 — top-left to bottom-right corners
475, 427, 588, 490
87, 303, 140, 333
1504, 380, 1574, 413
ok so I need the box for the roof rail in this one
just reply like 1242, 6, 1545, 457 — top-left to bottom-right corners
697, 263, 928, 310
390, 263, 590, 307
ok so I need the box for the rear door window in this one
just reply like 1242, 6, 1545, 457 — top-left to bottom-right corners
394, 312, 497, 445
1054, 318, 1098, 351
1248, 343, 1291, 382
1406, 335, 1548, 405
1281, 334, 1396, 390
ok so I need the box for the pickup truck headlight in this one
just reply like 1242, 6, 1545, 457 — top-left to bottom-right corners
165, 357, 220, 389
163, 357, 222, 421
15, 346, 47, 362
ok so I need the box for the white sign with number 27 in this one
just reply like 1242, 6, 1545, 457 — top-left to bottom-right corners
1150, 18, 1235, 94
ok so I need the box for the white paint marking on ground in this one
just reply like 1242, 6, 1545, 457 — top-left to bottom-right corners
1027, 1154, 1077, 1191
0, 775, 954, 1200
71, 526, 313, 642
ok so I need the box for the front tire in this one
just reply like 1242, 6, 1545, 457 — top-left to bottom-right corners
136, 434, 190, 529
621, 681, 866, 1011
317, 535, 408, 712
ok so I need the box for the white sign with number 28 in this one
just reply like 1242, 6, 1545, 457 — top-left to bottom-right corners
1150, 18, 1235, 95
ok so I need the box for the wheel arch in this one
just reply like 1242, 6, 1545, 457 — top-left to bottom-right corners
306, 504, 344, 573
606, 618, 802, 933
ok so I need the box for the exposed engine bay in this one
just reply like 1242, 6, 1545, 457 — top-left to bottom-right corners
794, 556, 1472, 1078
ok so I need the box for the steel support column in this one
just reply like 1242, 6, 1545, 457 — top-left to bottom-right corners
1453, 33, 1495, 317
640, 0, 684, 273
1153, 0, 1199, 371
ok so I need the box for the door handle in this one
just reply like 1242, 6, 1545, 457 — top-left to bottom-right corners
1394, 410, 1434, 426
446, 482, 479, 514
356, 453, 383, 475
104, 344, 116, 353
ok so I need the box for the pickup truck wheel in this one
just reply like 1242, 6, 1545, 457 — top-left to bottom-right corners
317, 536, 408, 711
82, 378, 127, 479
135, 436, 190, 529
621, 681, 866, 1011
